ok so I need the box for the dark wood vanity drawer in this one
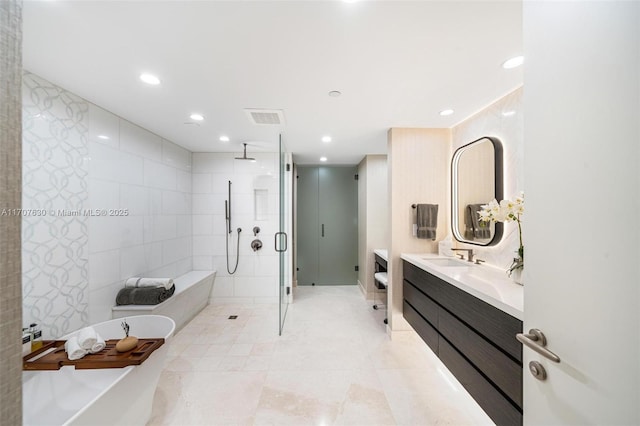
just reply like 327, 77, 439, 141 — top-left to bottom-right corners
438, 308, 522, 408
403, 280, 438, 326
403, 261, 522, 362
403, 261, 442, 299
374, 254, 387, 272
439, 338, 522, 426
403, 301, 438, 354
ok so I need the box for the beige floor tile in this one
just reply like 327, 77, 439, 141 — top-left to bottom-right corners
150, 285, 496, 426
376, 368, 493, 426
181, 343, 211, 358
228, 343, 254, 356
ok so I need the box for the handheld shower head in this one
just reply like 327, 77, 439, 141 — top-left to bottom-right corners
235, 143, 256, 161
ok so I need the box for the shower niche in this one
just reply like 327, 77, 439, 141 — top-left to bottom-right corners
254, 189, 268, 221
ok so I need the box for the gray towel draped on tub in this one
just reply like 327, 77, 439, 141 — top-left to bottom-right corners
116, 284, 176, 306
416, 204, 438, 240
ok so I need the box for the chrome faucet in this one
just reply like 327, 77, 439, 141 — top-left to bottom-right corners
452, 248, 474, 262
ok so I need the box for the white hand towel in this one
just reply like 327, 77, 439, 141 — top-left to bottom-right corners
90, 333, 106, 354
76, 326, 98, 351
65, 336, 87, 361
126, 277, 174, 290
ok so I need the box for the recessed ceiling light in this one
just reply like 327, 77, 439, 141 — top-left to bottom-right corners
502, 110, 516, 117
219, 136, 230, 142
321, 136, 332, 143
97, 135, 110, 140
139, 73, 161, 85
328, 91, 341, 97
320, 156, 328, 162
190, 113, 204, 121
439, 109, 454, 116
502, 55, 524, 69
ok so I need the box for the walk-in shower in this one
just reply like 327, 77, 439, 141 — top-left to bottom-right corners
225, 180, 241, 274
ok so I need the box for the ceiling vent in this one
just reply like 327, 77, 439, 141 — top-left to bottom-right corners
244, 108, 285, 126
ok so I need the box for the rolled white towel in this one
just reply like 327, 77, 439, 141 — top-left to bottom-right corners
76, 326, 98, 351
90, 333, 106, 354
65, 336, 87, 361
125, 277, 174, 290
124, 277, 141, 288
374, 272, 388, 286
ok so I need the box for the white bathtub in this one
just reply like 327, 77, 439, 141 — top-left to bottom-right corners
112, 270, 216, 332
22, 315, 175, 426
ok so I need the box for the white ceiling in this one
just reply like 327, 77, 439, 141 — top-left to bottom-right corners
23, 1, 523, 165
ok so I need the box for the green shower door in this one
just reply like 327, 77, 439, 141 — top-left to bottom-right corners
297, 166, 358, 286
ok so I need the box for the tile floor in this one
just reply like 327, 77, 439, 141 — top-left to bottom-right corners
148, 285, 494, 425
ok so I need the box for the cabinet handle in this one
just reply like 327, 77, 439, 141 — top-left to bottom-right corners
321, 224, 325, 237
516, 329, 561, 363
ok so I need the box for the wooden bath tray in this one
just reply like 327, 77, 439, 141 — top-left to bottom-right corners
23, 338, 165, 371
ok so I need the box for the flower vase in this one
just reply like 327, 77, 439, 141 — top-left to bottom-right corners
510, 267, 524, 286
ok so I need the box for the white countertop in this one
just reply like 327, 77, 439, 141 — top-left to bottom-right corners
374, 249, 388, 261
401, 253, 524, 320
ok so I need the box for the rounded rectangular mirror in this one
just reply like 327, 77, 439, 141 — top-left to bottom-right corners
451, 136, 503, 246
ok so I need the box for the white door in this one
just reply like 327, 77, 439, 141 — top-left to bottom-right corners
523, 2, 639, 424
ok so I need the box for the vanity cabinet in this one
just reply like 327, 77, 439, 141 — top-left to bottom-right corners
374, 253, 387, 275
403, 260, 523, 426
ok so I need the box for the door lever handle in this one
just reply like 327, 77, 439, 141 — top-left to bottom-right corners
516, 329, 561, 363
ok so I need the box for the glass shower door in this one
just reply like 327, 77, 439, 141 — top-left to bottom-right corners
276, 133, 290, 335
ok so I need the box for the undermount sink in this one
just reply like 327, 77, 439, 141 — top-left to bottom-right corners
421, 257, 470, 267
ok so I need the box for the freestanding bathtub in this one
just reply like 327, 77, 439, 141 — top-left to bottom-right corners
22, 315, 175, 426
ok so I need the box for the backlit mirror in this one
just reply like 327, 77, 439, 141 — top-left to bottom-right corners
451, 136, 503, 246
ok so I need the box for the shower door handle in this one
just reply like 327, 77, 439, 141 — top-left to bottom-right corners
275, 232, 288, 253
321, 224, 325, 237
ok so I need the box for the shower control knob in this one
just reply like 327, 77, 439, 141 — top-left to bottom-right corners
253, 226, 260, 236
251, 239, 263, 252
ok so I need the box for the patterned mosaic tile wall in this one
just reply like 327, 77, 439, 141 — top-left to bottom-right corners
22, 72, 193, 338
22, 72, 90, 339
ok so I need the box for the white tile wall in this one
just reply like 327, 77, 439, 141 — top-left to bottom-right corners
88, 104, 193, 314
192, 152, 279, 303
89, 104, 119, 149
162, 139, 192, 171
120, 119, 163, 161
22, 72, 194, 337
89, 141, 144, 185
144, 159, 177, 190
89, 250, 121, 290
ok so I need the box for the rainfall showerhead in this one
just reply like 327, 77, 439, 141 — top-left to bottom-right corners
235, 143, 256, 161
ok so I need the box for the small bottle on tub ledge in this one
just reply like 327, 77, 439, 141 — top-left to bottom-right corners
29, 323, 43, 351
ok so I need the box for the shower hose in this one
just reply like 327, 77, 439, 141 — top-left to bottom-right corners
226, 226, 241, 274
